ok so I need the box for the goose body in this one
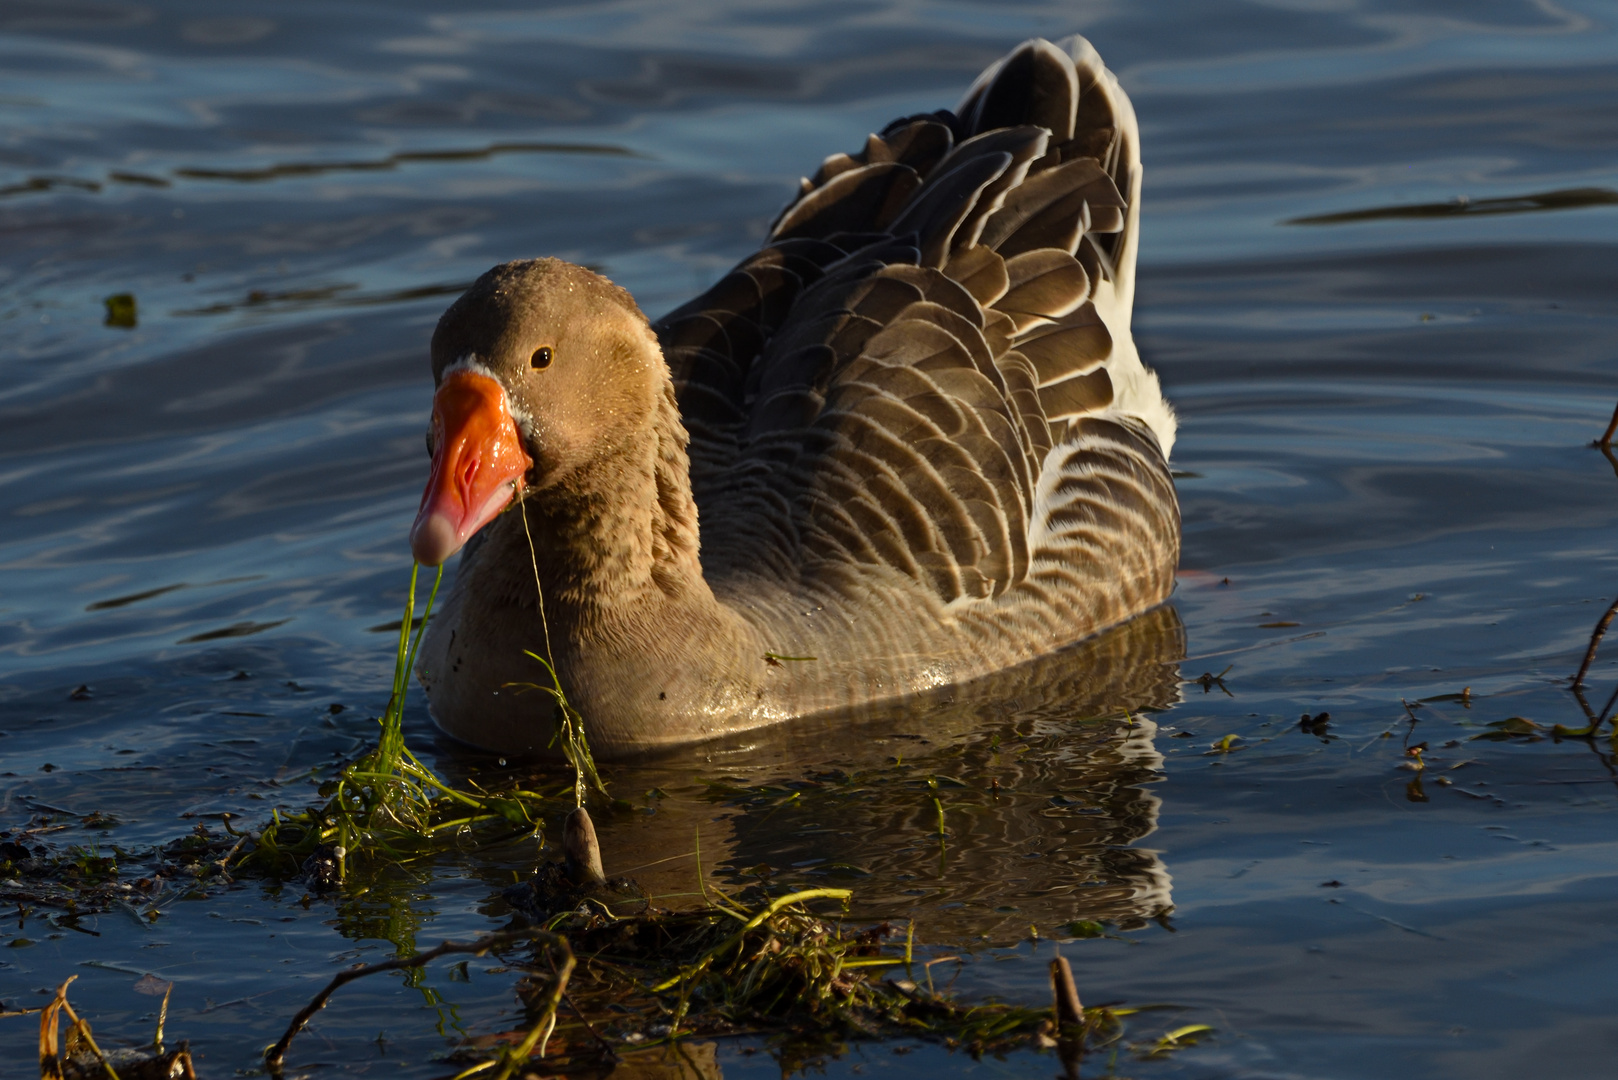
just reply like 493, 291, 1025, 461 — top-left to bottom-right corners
411, 35, 1179, 757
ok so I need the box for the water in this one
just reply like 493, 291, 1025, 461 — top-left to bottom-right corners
3, 0, 1618, 1074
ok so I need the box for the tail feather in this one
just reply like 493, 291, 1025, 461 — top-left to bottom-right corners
957, 38, 1079, 142
766, 35, 1145, 340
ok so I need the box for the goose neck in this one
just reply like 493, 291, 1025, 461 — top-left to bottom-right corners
516, 380, 706, 631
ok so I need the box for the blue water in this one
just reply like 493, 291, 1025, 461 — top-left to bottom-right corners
3, 0, 1618, 1075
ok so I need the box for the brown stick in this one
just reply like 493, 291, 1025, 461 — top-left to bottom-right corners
50, 979, 121, 1080
153, 983, 171, 1055
563, 806, 606, 886
39, 980, 67, 1080
263, 927, 570, 1071
1050, 954, 1083, 1029
1598, 683, 1618, 728
1050, 953, 1084, 1078
1599, 400, 1618, 449
1595, 401, 1618, 479
494, 946, 577, 1078
1573, 596, 1618, 692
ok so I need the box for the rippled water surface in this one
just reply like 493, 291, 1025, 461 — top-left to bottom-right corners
4, 1, 1618, 1075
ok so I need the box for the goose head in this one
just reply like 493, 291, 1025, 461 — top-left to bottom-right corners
409, 258, 664, 567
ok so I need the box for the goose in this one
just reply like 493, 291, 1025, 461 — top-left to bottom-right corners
409, 34, 1179, 757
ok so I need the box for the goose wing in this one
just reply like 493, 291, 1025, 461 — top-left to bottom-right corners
653, 36, 1176, 605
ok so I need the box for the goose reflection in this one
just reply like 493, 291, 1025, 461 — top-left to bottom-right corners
486, 602, 1185, 941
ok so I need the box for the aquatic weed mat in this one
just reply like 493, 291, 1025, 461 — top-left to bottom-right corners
1, 834, 1211, 1077
242, 564, 581, 885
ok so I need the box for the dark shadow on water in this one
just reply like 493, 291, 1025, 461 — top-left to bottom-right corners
85, 583, 188, 611
1286, 186, 1618, 225
173, 279, 476, 317
173, 140, 642, 183
177, 618, 291, 643
0, 142, 644, 200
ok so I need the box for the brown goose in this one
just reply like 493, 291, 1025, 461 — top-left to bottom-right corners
409, 35, 1179, 757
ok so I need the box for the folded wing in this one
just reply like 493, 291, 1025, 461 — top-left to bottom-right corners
654, 35, 1176, 611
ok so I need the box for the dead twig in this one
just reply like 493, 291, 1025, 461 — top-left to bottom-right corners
450, 946, 578, 1080
1050, 954, 1083, 1029
215, 832, 250, 881
1596, 400, 1618, 449
39, 976, 120, 1080
1050, 954, 1084, 1080
1599, 684, 1618, 729
1401, 699, 1423, 748
264, 927, 570, 1072
154, 982, 172, 1056
1595, 400, 1618, 478
1572, 596, 1618, 693
562, 806, 605, 887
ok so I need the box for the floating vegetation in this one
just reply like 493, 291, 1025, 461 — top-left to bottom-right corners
763, 652, 817, 667
1140, 1023, 1214, 1058
0, 820, 261, 935
247, 564, 557, 880
176, 618, 289, 643
13, 974, 194, 1080
101, 293, 137, 329
0, 175, 101, 199
264, 925, 573, 1076
3, 811, 1207, 1077
8, 560, 596, 897
1299, 711, 1332, 738
1471, 716, 1543, 741
1193, 665, 1232, 694
256, 880, 1200, 1077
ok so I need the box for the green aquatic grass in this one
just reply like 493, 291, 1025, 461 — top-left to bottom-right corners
249, 563, 560, 878
448, 881, 1203, 1073
511, 649, 605, 807
512, 489, 606, 809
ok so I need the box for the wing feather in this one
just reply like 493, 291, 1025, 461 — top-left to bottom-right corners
652, 34, 1176, 624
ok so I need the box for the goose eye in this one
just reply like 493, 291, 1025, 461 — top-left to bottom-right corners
530, 346, 553, 369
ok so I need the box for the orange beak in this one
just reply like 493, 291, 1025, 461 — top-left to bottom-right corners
410, 369, 533, 566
